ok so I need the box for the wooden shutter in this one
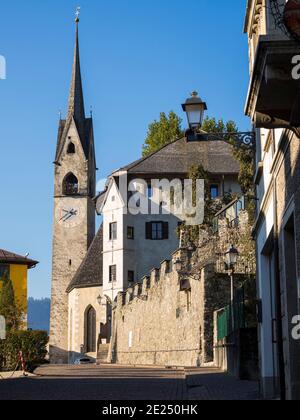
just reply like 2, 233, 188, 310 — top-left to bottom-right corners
146, 222, 152, 239
163, 222, 169, 240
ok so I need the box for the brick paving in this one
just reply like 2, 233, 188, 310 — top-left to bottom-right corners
185, 368, 260, 400
0, 365, 260, 401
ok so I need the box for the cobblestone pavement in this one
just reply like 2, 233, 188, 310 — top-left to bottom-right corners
185, 368, 260, 400
0, 365, 260, 401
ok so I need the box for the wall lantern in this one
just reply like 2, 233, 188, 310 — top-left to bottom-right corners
174, 258, 182, 273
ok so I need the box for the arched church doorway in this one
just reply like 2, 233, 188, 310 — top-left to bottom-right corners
85, 306, 96, 353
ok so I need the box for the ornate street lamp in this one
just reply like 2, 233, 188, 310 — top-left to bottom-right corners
182, 91, 207, 131
224, 245, 239, 331
182, 92, 255, 148
225, 245, 239, 271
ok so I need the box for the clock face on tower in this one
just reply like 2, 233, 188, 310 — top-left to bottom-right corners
55, 199, 85, 229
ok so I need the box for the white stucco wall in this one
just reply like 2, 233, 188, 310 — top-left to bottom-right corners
102, 180, 126, 301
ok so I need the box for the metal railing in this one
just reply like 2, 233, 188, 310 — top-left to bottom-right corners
217, 302, 246, 341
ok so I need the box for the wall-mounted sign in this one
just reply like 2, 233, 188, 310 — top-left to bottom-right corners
0, 316, 6, 340
284, 0, 300, 40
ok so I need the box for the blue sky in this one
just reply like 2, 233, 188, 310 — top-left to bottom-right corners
0, 0, 250, 298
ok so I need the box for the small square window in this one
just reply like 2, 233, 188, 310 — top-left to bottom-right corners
210, 185, 219, 199
109, 222, 117, 240
127, 226, 134, 240
147, 185, 153, 198
146, 222, 169, 240
109, 265, 117, 283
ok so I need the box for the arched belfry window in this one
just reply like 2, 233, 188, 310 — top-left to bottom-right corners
67, 142, 76, 154
84, 306, 96, 353
63, 173, 79, 195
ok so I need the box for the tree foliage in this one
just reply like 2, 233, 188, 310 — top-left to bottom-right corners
202, 117, 237, 135
0, 330, 48, 372
142, 111, 183, 157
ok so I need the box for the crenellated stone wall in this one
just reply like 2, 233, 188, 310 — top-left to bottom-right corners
110, 250, 204, 367
109, 208, 256, 368
109, 256, 248, 367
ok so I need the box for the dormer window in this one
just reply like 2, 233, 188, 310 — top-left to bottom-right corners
63, 173, 79, 195
67, 142, 76, 154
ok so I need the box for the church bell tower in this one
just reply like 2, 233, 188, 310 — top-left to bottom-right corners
49, 13, 96, 364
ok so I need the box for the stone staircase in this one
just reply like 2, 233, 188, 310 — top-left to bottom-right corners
97, 344, 110, 365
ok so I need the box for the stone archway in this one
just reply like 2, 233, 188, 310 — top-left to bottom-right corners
85, 305, 96, 353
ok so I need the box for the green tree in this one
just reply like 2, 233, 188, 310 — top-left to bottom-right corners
142, 111, 183, 157
202, 116, 237, 136
0, 275, 22, 331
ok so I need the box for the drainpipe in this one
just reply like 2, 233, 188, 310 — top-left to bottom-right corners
273, 181, 286, 401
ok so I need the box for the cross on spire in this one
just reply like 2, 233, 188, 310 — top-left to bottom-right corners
75, 6, 81, 23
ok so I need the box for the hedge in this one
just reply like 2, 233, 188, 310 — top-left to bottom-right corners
0, 330, 48, 372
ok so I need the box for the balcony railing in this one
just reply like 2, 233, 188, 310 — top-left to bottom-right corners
213, 196, 247, 234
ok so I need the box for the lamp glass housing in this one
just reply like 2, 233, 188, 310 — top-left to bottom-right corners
185, 103, 205, 130
175, 258, 182, 272
226, 245, 239, 267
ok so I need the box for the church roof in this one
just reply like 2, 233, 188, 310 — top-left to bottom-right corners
0, 249, 38, 269
113, 137, 240, 176
66, 225, 103, 293
55, 117, 93, 162
68, 21, 85, 126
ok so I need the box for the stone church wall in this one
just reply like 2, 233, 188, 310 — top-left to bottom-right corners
68, 286, 105, 363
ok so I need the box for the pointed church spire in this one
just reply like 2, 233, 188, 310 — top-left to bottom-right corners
55, 8, 94, 163
67, 9, 85, 126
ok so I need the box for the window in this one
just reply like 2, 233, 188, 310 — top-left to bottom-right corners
109, 222, 117, 240
67, 142, 76, 154
127, 226, 134, 240
210, 185, 219, 199
0, 264, 9, 279
63, 173, 79, 195
128, 271, 135, 283
147, 184, 153, 198
146, 222, 169, 240
109, 265, 117, 283
85, 306, 96, 353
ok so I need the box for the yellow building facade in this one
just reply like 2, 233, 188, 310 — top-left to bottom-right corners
0, 249, 38, 325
